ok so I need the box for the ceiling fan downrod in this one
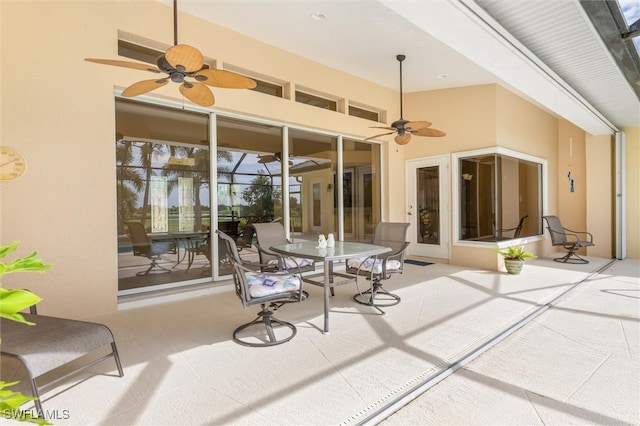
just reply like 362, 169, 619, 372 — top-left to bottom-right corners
397, 54, 406, 120
173, 0, 178, 46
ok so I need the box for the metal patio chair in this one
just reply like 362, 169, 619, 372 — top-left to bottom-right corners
252, 222, 316, 274
347, 222, 410, 312
217, 230, 307, 347
543, 215, 595, 264
126, 222, 176, 276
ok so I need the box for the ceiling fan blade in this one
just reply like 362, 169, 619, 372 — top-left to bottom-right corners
121, 79, 169, 97
85, 58, 161, 73
195, 69, 257, 89
165, 44, 204, 73
395, 133, 412, 145
365, 131, 395, 141
370, 126, 396, 131
413, 127, 447, 137
404, 121, 431, 131
179, 82, 215, 106
257, 155, 277, 164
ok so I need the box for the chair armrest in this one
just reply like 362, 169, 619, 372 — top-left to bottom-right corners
379, 241, 410, 261
379, 241, 410, 275
253, 243, 287, 270
562, 228, 594, 243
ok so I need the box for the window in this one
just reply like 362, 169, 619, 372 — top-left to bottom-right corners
251, 78, 284, 97
455, 148, 544, 242
117, 39, 210, 69
118, 40, 163, 65
295, 90, 337, 111
348, 105, 380, 122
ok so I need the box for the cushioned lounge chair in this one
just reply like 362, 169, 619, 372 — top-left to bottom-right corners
0, 308, 123, 414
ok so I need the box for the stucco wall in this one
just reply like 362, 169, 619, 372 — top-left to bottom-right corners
623, 127, 640, 258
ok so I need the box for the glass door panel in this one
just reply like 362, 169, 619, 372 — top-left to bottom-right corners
214, 117, 283, 277
288, 129, 336, 241
416, 166, 440, 245
406, 156, 449, 259
115, 99, 211, 293
341, 139, 380, 242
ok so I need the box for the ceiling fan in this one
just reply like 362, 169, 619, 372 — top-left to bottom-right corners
257, 152, 293, 166
85, 0, 256, 106
366, 55, 446, 145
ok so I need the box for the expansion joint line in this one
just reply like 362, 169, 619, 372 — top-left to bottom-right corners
343, 259, 618, 426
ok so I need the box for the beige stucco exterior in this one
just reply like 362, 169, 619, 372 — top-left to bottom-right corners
1, 1, 637, 318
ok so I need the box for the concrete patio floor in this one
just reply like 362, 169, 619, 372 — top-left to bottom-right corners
2, 256, 638, 425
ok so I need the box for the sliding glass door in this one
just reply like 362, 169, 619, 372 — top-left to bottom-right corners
115, 99, 211, 292
115, 99, 382, 294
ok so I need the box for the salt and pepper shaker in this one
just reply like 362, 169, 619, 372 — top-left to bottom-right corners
327, 233, 335, 247
318, 234, 327, 248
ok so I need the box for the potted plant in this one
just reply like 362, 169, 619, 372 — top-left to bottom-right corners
496, 245, 536, 275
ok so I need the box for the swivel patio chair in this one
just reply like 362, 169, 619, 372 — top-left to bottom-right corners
252, 222, 315, 273
347, 222, 410, 312
543, 215, 594, 264
126, 222, 176, 276
217, 230, 307, 347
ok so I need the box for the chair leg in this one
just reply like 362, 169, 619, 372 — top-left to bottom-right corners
136, 258, 172, 276
111, 342, 124, 377
554, 247, 589, 264
233, 305, 297, 347
353, 278, 401, 312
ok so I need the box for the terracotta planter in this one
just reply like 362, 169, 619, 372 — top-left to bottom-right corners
504, 259, 524, 274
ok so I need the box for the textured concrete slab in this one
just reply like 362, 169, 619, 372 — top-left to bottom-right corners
2, 258, 637, 425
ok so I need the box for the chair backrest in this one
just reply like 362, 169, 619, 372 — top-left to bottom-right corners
126, 222, 151, 257
218, 221, 240, 240
543, 215, 567, 245
513, 215, 529, 238
216, 230, 249, 304
373, 222, 410, 253
253, 222, 288, 264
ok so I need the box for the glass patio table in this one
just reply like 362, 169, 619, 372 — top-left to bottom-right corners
270, 241, 391, 333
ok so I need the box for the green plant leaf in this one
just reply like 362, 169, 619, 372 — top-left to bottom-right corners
0, 381, 50, 425
495, 245, 537, 260
0, 251, 53, 276
0, 243, 51, 425
0, 241, 19, 259
0, 288, 40, 324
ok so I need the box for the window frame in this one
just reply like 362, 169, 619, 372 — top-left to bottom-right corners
452, 147, 548, 248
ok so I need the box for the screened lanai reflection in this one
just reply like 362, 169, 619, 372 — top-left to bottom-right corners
115, 99, 212, 292
115, 100, 382, 292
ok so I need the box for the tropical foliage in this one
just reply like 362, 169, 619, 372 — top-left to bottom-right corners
495, 245, 536, 261
0, 241, 53, 425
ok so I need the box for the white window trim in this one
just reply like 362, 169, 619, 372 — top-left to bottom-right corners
451, 147, 548, 248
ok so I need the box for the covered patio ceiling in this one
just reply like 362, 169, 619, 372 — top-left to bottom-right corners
158, 0, 640, 135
